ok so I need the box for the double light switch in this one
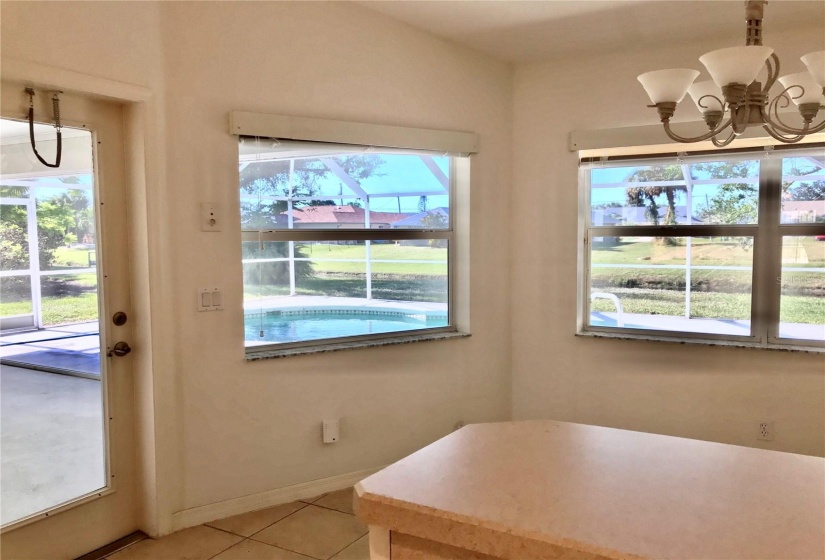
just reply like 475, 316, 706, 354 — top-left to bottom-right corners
198, 288, 224, 311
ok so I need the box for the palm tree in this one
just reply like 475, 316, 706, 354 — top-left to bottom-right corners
625, 165, 686, 226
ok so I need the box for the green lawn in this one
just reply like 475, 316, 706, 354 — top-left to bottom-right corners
244, 272, 447, 303
300, 243, 446, 275
51, 246, 96, 269
591, 238, 823, 294
0, 273, 99, 326
591, 288, 824, 324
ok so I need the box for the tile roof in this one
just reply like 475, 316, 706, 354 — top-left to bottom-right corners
289, 205, 411, 225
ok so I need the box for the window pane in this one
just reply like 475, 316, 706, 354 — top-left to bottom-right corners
591, 160, 759, 226
244, 240, 449, 346
591, 164, 690, 226
239, 139, 451, 231
589, 236, 753, 336
687, 160, 759, 225
33, 185, 97, 271
39, 273, 99, 328
781, 156, 825, 224
0, 204, 30, 270
779, 236, 825, 341
0, 276, 32, 319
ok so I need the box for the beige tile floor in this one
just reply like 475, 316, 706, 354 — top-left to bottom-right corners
107, 488, 369, 560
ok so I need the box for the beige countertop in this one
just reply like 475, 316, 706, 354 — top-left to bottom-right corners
355, 421, 825, 560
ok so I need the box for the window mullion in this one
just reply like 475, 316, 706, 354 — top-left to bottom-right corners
752, 155, 783, 344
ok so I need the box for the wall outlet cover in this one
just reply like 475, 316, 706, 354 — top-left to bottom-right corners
757, 421, 775, 442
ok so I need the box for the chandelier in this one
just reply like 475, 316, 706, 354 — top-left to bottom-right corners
637, 0, 825, 146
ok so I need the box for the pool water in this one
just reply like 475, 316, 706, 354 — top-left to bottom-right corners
245, 311, 448, 344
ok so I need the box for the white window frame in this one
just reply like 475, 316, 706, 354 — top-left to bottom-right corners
232, 113, 477, 354
577, 145, 825, 351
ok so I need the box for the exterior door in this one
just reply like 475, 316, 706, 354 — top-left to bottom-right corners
0, 85, 139, 559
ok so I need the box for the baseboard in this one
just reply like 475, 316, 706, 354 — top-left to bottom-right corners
169, 465, 387, 533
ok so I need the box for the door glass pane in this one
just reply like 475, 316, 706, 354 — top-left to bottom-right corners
0, 119, 104, 526
779, 236, 825, 341
589, 236, 753, 336
244, 240, 449, 346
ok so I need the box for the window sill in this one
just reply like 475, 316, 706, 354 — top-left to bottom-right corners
576, 330, 824, 353
246, 331, 471, 360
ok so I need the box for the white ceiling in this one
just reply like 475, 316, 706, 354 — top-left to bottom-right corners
355, 0, 825, 63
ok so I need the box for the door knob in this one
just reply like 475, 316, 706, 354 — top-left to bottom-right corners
108, 341, 132, 357
112, 311, 127, 326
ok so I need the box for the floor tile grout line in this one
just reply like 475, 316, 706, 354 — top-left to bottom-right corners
246, 535, 326, 560
207, 501, 311, 539
245, 502, 311, 539
309, 502, 355, 516
205, 536, 318, 560
203, 524, 247, 538
205, 536, 249, 560
324, 530, 369, 560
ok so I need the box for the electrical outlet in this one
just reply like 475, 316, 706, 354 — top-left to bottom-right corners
322, 418, 340, 444
757, 421, 775, 441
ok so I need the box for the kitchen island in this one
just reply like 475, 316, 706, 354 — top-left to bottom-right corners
354, 421, 824, 560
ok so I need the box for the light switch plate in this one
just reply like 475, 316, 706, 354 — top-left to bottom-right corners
201, 202, 221, 232
198, 288, 223, 311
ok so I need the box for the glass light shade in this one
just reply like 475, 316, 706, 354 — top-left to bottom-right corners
637, 68, 700, 104
777, 72, 825, 106
688, 80, 725, 113
801, 50, 825, 89
699, 46, 774, 87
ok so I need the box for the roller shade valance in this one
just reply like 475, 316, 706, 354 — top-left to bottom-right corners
230, 111, 478, 156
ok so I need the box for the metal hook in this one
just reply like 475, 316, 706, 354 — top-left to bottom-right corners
25, 86, 63, 168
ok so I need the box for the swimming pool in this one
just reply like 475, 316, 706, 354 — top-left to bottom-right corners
244, 309, 449, 344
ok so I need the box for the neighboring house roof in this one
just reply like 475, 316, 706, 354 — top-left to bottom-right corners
781, 200, 824, 223
781, 200, 824, 213
591, 205, 704, 225
288, 205, 411, 226
391, 207, 449, 228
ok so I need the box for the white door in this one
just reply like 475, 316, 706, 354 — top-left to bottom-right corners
1, 85, 139, 559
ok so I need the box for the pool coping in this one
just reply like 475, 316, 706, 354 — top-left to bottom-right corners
246, 331, 470, 360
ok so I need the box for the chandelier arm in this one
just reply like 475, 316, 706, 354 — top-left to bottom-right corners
732, 102, 752, 135
764, 106, 825, 135
662, 118, 732, 143
762, 86, 825, 135
761, 125, 804, 144
763, 53, 780, 93
711, 129, 737, 147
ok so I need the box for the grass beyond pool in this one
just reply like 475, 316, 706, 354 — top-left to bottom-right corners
245, 309, 448, 344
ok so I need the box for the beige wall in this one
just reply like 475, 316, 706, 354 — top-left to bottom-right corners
1, 0, 823, 549
511, 27, 825, 458
2, 0, 512, 534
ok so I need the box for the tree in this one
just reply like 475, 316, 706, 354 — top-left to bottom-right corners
239, 154, 386, 285
419, 211, 448, 248
0, 200, 65, 271
625, 165, 686, 226
782, 159, 825, 204
693, 161, 759, 225
239, 155, 384, 228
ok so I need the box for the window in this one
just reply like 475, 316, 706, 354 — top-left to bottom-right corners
239, 137, 461, 351
579, 147, 825, 349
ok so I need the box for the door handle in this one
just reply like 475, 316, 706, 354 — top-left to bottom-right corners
107, 341, 132, 358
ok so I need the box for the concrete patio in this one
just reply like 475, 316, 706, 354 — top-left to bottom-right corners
0, 365, 105, 526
